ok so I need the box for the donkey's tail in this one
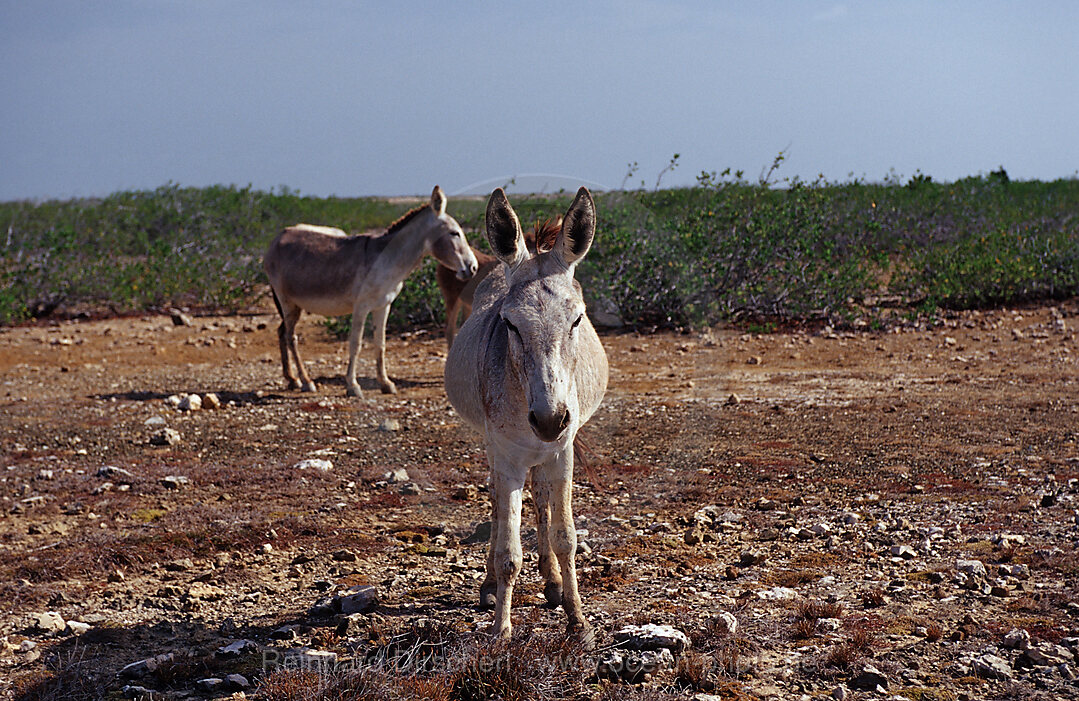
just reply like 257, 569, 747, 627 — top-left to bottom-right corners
270, 287, 284, 319
573, 431, 605, 492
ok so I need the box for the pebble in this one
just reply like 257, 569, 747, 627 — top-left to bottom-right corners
159, 475, 190, 489
215, 639, 259, 658
202, 393, 221, 410
294, 458, 333, 472
711, 611, 738, 637
384, 468, 410, 483
30, 611, 66, 636
850, 664, 889, 691
378, 418, 401, 432
956, 559, 986, 578
178, 393, 201, 411
972, 653, 1013, 680
334, 584, 379, 615
149, 428, 182, 446
597, 647, 674, 683
890, 544, 917, 559
120, 653, 174, 679
612, 623, 691, 654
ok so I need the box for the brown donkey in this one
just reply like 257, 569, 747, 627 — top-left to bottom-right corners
435, 222, 558, 348
264, 186, 477, 397
444, 189, 607, 642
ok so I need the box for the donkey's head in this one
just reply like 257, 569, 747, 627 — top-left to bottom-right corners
486, 187, 596, 442
427, 185, 478, 281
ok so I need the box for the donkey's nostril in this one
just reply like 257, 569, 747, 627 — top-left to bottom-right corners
528, 411, 538, 430
528, 408, 569, 441
559, 410, 570, 431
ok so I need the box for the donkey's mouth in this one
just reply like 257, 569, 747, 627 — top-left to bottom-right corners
455, 268, 472, 281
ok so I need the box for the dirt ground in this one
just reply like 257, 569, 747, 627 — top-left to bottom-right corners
1, 299, 1078, 700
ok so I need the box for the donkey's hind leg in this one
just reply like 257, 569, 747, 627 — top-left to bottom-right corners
274, 294, 309, 391
444, 297, 462, 349
372, 303, 397, 394
345, 306, 369, 397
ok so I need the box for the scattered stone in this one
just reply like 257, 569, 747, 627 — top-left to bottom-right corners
165, 557, 194, 572
66, 620, 91, 636
739, 549, 767, 566
284, 647, 338, 669
98, 465, 137, 481
196, 678, 225, 693
1003, 627, 1031, 650
378, 418, 401, 432
613, 623, 690, 655
817, 617, 842, 633
334, 584, 379, 615
724, 393, 741, 406
270, 624, 299, 641
711, 612, 738, 637
758, 586, 797, 601
332, 549, 356, 562
831, 686, 851, 701
956, 559, 986, 578
890, 544, 917, 559
149, 428, 182, 446
224, 673, 251, 690
202, 393, 221, 410
144, 415, 166, 427
30, 611, 66, 636
1019, 642, 1074, 667
178, 393, 201, 411
336, 613, 367, 637
122, 685, 156, 699
120, 653, 175, 679
453, 484, 478, 501
169, 309, 194, 326
216, 639, 259, 658
461, 521, 491, 545
384, 468, 410, 483
294, 458, 333, 472
598, 647, 675, 683
972, 653, 1013, 680
849, 664, 889, 691
187, 583, 226, 601
159, 474, 190, 489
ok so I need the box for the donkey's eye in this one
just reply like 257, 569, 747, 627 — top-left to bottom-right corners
571, 314, 583, 330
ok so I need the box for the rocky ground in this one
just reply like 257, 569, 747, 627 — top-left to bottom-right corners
0, 300, 1077, 700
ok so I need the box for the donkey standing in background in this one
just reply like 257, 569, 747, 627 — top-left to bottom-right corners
436, 222, 558, 348
264, 186, 477, 397
445, 188, 608, 642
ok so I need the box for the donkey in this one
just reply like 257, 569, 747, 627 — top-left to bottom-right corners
436, 222, 559, 348
444, 188, 608, 642
264, 186, 477, 397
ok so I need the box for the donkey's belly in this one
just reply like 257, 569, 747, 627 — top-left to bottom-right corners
291, 294, 355, 318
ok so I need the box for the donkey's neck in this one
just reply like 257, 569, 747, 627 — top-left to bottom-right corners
369, 209, 438, 275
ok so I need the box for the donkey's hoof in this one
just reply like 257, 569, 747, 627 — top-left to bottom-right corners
479, 583, 497, 609
286, 379, 302, 390
300, 382, 317, 393
567, 622, 596, 651
543, 581, 563, 609
346, 385, 363, 398
380, 382, 397, 395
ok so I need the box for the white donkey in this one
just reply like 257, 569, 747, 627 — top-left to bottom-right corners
445, 187, 608, 642
264, 186, 477, 397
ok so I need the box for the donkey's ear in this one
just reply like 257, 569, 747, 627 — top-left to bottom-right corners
431, 185, 447, 215
556, 187, 596, 266
485, 188, 527, 267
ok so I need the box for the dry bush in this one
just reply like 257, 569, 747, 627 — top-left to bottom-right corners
791, 617, 817, 641
925, 623, 944, 642
862, 588, 887, 608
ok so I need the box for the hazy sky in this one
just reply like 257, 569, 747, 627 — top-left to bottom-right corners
2, 1, 1077, 201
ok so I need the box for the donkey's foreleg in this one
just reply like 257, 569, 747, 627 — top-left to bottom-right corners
277, 323, 300, 390
489, 465, 525, 640
532, 479, 564, 608
371, 303, 397, 394
278, 302, 312, 392
345, 309, 368, 397
538, 448, 592, 645
479, 486, 499, 609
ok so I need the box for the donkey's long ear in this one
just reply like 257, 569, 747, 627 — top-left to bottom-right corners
556, 187, 596, 266
485, 188, 527, 267
431, 185, 447, 216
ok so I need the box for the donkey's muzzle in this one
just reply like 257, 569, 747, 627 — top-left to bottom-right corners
528, 408, 571, 442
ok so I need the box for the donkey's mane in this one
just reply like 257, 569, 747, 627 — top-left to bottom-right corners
385, 203, 431, 235
530, 218, 562, 254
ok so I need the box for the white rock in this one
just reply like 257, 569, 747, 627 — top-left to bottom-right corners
294, 458, 333, 473
613, 623, 690, 654
178, 394, 201, 411
66, 620, 91, 636
971, 653, 1012, 680
384, 468, 410, 483
712, 611, 738, 637
149, 428, 182, 446
377, 418, 401, 432
956, 559, 986, 577
31, 611, 66, 636
334, 585, 379, 615
758, 586, 798, 601
202, 393, 221, 410
1003, 628, 1031, 650
143, 416, 166, 427
215, 639, 259, 658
